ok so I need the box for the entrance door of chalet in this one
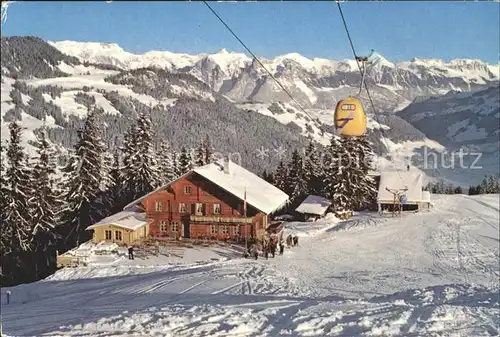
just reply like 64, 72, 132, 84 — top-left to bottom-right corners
183, 218, 190, 239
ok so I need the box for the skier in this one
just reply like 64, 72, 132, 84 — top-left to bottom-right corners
279, 241, 285, 255
128, 245, 134, 260
270, 243, 276, 258
293, 236, 299, 246
6, 290, 11, 304
264, 245, 269, 260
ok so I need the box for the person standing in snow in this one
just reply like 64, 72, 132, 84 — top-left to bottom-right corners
270, 243, 276, 258
279, 241, 284, 255
6, 290, 11, 304
293, 236, 298, 246
128, 245, 134, 260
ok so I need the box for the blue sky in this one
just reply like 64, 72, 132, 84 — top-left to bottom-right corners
2, 1, 499, 63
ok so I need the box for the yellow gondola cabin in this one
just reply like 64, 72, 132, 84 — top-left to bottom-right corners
334, 96, 367, 137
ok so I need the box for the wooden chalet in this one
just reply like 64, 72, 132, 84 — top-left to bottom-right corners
118, 159, 289, 242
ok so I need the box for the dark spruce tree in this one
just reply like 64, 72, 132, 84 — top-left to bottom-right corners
303, 141, 323, 196
194, 139, 206, 167
203, 134, 213, 164
58, 107, 108, 251
106, 151, 126, 214
1, 121, 33, 286
156, 139, 175, 185
30, 128, 61, 280
287, 149, 308, 201
132, 110, 161, 197
120, 125, 139, 201
178, 146, 191, 175
274, 160, 288, 193
350, 135, 377, 210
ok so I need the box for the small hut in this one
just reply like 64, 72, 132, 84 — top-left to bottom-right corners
86, 208, 149, 245
295, 195, 333, 221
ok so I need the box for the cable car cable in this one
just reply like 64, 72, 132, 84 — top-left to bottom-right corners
202, 1, 324, 131
336, 1, 407, 184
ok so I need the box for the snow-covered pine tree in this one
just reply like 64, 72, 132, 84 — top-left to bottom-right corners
274, 161, 288, 193
350, 135, 377, 210
486, 175, 498, 194
492, 175, 500, 193
120, 125, 139, 202
2, 121, 34, 285
178, 147, 191, 175
156, 139, 176, 185
303, 141, 323, 196
203, 134, 213, 164
322, 135, 342, 200
58, 107, 108, 250
30, 128, 61, 279
188, 147, 196, 171
286, 149, 308, 200
172, 150, 180, 178
96, 149, 115, 218
194, 139, 206, 167
105, 151, 125, 214
130, 110, 161, 197
323, 135, 361, 213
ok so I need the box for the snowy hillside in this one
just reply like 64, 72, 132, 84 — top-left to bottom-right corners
397, 84, 499, 146
2, 194, 499, 336
396, 85, 500, 186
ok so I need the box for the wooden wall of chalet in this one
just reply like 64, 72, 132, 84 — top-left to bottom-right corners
91, 224, 147, 244
141, 172, 266, 239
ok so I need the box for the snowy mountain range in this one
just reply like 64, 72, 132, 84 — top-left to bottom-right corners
50, 40, 499, 112
1, 36, 498, 185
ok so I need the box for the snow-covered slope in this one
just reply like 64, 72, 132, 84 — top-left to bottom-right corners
2, 194, 499, 336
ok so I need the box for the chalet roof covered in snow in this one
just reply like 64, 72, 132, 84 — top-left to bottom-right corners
193, 160, 289, 214
124, 160, 289, 214
86, 209, 147, 231
295, 195, 332, 215
377, 171, 424, 203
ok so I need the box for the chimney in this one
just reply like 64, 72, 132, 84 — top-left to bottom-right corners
223, 157, 230, 174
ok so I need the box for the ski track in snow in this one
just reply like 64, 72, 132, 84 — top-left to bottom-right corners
2, 195, 499, 337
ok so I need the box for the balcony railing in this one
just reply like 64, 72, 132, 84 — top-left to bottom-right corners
190, 215, 253, 224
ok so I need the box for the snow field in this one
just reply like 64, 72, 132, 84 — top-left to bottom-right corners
1, 194, 499, 337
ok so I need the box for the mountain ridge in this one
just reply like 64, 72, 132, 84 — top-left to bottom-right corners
1, 36, 498, 186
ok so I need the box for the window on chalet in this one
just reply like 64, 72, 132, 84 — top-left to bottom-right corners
179, 203, 187, 213
105, 230, 112, 240
171, 222, 179, 232
195, 203, 204, 215
221, 225, 229, 234
213, 204, 221, 215
211, 225, 217, 234
115, 230, 122, 241
155, 201, 163, 212
184, 186, 192, 194
159, 221, 168, 232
